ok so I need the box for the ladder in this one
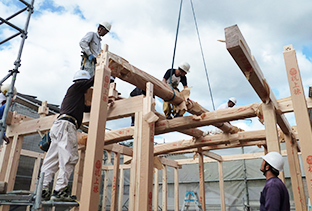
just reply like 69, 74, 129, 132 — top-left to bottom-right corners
181, 191, 203, 211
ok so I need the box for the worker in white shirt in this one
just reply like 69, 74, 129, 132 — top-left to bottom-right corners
80, 21, 115, 82
217, 97, 237, 110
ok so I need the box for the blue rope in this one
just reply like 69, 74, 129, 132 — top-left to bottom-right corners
167, 0, 184, 102
190, 0, 216, 110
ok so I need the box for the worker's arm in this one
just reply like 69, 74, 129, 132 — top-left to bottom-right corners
79, 32, 94, 56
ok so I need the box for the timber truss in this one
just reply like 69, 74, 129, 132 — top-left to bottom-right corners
0, 24, 312, 211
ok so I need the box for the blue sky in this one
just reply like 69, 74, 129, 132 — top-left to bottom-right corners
1, 0, 312, 145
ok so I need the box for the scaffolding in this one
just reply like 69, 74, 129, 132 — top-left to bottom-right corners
0, 24, 311, 211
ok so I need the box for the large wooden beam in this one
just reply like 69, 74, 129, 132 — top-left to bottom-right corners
283, 44, 312, 202
225, 24, 292, 136
154, 130, 266, 155
278, 96, 312, 113
108, 51, 239, 134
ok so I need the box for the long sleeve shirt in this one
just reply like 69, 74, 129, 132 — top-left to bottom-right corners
79, 32, 102, 56
260, 177, 290, 211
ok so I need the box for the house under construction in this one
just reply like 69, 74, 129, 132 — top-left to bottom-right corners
0, 5, 312, 210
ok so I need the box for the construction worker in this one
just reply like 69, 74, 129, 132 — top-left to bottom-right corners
41, 70, 94, 201
79, 21, 115, 81
217, 97, 237, 110
260, 151, 290, 211
0, 84, 17, 144
162, 62, 190, 119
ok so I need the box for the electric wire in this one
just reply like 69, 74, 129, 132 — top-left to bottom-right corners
190, 0, 216, 110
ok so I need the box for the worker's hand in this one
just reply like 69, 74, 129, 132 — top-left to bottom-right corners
88, 54, 96, 61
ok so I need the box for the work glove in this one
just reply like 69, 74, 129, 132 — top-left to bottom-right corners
88, 54, 96, 61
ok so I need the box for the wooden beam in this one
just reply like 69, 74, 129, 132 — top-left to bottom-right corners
202, 151, 223, 162
162, 165, 167, 211
104, 127, 134, 145
30, 157, 41, 192
118, 168, 125, 211
218, 161, 226, 211
198, 152, 206, 210
110, 152, 120, 211
0, 140, 13, 181
154, 169, 159, 211
154, 130, 266, 155
278, 97, 312, 113
174, 168, 179, 211
158, 157, 181, 169
80, 45, 111, 211
103, 143, 133, 157
283, 44, 312, 202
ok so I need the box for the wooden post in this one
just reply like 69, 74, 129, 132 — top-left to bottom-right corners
110, 152, 120, 211
198, 152, 206, 210
80, 45, 111, 211
0, 140, 13, 181
118, 168, 124, 211
136, 82, 156, 211
30, 157, 42, 191
0, 135, 23, 211
101, 170, 109, 211
174, 168, 179, 211
262, 102, 285, 181
283, 44, 312, 202
162, 165, 167, 211
71, 149, 85, 211
218, 161, 226, 211
154, 168, 159, 211
284, 134, 307, 211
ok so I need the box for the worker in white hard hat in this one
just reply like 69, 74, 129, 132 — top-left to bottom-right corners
260, 151, 290, 211
162, 62, 190, 119
217, 97, 237, 110
41, 70, 94, 202
79, 21, 115, 81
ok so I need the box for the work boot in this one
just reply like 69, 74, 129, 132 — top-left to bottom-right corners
50, 186, 77, 202
41, 187, 51, 201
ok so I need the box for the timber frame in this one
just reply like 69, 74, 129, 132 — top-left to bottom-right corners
0, 24, 311, 211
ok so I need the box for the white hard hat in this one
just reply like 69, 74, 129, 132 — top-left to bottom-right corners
0, 93, 6, 104
1, 84, 17, 96
178, 62, 190, 73
99, 21, 111, 32
73, 70, 91, 82
229, 97, 237, 105
261, 151, 284, 171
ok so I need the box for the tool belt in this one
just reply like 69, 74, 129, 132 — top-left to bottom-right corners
57, 114, 79, 129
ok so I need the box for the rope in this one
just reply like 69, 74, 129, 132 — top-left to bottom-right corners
167, 0, 184, 102
190, 0, 216, 110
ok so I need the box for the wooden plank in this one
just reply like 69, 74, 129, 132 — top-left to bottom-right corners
118, 168, 125, 211
158, 157, 181, 169
101, 170, 109, 211
218, 161, 226, 211
283, 44, 312, 202
154, 130, 266, 155
103, 144, 133, 157
198, 152, 206, 210
104, 127, 134, 145
174, 168, 179, 211
71, 149, 85, 211
162, 165, 167, 211
20, 149, 44, 159
80, 45, 111, 211
108, 51, 239, 134
202, 151, 223, 162
284, 134, 307, 211
154, 169, 159, 211
110, 152, 120, 211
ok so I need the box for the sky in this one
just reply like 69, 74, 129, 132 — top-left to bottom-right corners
1, 0, 312, 148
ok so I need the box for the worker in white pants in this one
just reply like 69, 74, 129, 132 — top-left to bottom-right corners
41, 70, 94, 201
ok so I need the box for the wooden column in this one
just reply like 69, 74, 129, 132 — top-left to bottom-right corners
283, 44, 312, 202
0, 140, 13, 181
101, 170, 109, 211
0, 135, 23, 211
71, 149, 85, 211
154, 168, 159, 211
118, 168, 124, 211
174, 168, 179, 211
284, 134, 307, 211
198, 152, 206, 210
137, 82, 156, 211
162, 165, 167, 211
218, 161, 226, 211
110, 152, 120, 211
80, 45, 111, 211
262, 102, 285, 181
30, 156, 42, 191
